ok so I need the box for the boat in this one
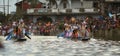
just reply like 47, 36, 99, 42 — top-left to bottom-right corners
81, 37, 90, 41
14, 38, 27, 42
16, 38, 27, 42
58, 36, 90, 41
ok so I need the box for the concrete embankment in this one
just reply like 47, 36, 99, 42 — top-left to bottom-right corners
93, 28, 120, 41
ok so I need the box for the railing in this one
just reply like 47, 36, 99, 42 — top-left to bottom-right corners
51, 9, 58, 13
84, 8, 99, 12
72, 9, 79, 13
27, 8, 100, 14
27, 8, 48, 14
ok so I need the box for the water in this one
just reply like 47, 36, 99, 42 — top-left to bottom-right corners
0, 36, 120, 56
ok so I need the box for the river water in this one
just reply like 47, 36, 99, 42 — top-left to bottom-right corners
0, 36, 120, 56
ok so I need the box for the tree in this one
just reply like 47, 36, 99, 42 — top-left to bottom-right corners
0, 12, 4, 16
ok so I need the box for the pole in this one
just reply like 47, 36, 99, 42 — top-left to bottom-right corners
22, 0, 23, 14
3, 0, 5, 16
8, 0, 9, 14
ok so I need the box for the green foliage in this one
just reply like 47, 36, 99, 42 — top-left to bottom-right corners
0, 12, 4, 16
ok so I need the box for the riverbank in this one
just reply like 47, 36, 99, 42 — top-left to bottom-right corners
93, 28, 120, 41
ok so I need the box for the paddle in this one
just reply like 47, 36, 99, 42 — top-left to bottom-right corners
25, 33, 31, 39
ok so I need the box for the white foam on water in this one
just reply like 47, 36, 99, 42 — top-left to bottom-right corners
26, 54, 35, 56
0, 36, 120, 56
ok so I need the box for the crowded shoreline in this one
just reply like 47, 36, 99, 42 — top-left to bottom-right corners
0, 16, 119, 41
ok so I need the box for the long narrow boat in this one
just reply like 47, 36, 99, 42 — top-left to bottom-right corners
15, 38, 27, 42
58, 36, 90, 41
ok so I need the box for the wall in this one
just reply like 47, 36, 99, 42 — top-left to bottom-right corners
94, 28, 120, 41
83, 1, 93, 8
71, 0, 81, 9
59, 1, 69, 9
71, 1, 93, 9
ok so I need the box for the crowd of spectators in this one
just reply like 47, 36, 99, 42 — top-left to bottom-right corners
0, 16, 119, 37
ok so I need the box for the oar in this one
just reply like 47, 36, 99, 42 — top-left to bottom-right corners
25, 33, 31, 39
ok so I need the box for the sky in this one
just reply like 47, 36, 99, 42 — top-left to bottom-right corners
0, 0, 45, 14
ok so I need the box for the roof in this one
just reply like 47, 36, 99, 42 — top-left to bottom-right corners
15, 1, 43, 6
15, 1, 23, 6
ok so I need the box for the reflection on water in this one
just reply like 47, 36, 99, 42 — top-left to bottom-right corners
0, 36, 120, 56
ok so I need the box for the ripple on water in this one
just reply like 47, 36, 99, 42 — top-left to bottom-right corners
1, 37, 120, 56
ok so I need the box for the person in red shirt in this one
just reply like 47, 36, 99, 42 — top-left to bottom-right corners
71, 29, 79, 41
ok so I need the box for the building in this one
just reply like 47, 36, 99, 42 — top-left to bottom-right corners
27, 0, 100, 15
15, 0, 102, 22
15, 0, 43, 19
